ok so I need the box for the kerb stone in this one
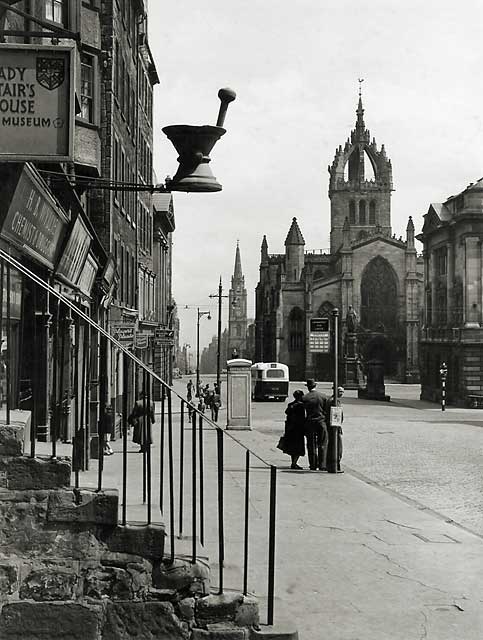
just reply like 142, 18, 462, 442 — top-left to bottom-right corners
107, 522, 166, 559
249, 625, 299, 640
196, 593, 244, 626
47, 488, 118, 525
0, 456, 71, 490
0, 602, 103, 639
0, 425, 24, 456
154, 556, 210, 596
102, 601, 189, 640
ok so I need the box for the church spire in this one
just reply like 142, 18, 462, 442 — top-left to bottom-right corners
234, 240, 243, 279
356, 78, 365, 132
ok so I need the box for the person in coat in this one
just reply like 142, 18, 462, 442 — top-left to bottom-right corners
302, 379, 330, 471
282, 389, 306, 469
128, 393, 155, 453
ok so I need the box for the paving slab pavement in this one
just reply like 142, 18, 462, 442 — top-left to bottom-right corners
34, 387, 483, 639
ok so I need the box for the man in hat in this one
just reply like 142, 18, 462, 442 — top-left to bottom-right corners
302, 379, 330, 471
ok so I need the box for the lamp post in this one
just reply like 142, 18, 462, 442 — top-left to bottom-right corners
209, 277, 229, 393
327, 308, 340, 474
440, 361, 447, 411
196, 308, 211, 397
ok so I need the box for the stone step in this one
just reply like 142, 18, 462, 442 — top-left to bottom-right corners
250, 625, 299, 640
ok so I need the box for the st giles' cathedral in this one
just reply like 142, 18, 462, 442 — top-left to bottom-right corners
255, 94, 424, 382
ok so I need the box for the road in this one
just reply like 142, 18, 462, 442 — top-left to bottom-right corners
239, 380, 483, 539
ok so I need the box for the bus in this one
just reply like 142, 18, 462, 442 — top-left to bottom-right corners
251, 362, 289, 401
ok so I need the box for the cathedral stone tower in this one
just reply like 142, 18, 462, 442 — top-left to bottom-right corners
228, 242, 248, 358
328, 92, 393, 253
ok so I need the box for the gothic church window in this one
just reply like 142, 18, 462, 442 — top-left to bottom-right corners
360, 256, 398, 330
359, 200, 366, 225
349, 201, 356, 224
369, 201, 376, 225
288, 307, 304, 351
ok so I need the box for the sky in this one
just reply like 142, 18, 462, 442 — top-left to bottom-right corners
147, 0, 483, 353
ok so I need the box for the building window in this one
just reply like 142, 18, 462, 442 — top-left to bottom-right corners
349, 201, 356, 225
288, 307, 304, 351
369, 201, 376, 225
80, 55, 94, 122
435, 247, 447, 275
359, 200, 366, 225
45, 0, 65, 24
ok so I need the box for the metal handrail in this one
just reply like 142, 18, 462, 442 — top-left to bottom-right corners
0, 248, 277, 624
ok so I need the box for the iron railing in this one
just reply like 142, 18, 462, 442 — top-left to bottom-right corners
0, 248, 277, 625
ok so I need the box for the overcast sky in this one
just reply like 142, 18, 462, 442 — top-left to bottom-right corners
148, 0, 483, 354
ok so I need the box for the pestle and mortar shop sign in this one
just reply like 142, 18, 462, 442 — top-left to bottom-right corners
0, 44, 74, 161
0, 163, 68, 269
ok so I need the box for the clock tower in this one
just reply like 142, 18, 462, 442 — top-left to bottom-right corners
228, 242, 248, 359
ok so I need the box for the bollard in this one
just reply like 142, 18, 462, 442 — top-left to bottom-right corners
440, 361, 447, 411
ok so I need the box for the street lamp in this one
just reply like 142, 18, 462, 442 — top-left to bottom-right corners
196, 308, 211, 396
209, 277, 230, 393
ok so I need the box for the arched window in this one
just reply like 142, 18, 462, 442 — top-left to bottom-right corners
360, 256, 398, 330
359, 200, 366, 225
288, 307, 304, 351
369, 201, 376, 225
349, 201, 356, 224
317, 301, 334, 317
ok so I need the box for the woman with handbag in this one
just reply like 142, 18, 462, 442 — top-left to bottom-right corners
280, 389, 306, 469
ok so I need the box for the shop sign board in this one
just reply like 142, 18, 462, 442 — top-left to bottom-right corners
112, 325, 134, 347
0, 163, 68, 269
77, 252, 98, 296
309, 317, 330, 353
135, 334, 149, 350
0, 44, 74, 161
56, 215, 92, 286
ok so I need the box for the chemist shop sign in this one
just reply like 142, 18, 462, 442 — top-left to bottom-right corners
0, 44, 74, 161
1, 164, 68, 269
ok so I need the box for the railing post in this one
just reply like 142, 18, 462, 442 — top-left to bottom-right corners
146, 370, 152, 526
191, 410, 197, 564
5, 261, 10, 425
178, 400, 185, 539
199, 413, 204, 547
267, 465, 277, 626
243, 449, 250, 595
122, 354, 129, 526
217, 428, 224, 594
159, 385, 165, 514
167, 387, 175, 562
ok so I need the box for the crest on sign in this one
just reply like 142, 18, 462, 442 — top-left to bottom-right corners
36, 57, 65, 90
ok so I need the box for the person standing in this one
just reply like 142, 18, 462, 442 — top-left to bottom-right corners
282, 390, 306, 469
128, 393, 155, 453
302, 379, 330, 471
211, 387, 221, 422
187, 379, 194, 402
327, 386, 344, 471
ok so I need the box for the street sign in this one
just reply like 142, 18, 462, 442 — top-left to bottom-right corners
155, 328, 174, 340
309, 317, 330, 353
0, 44, 74, 161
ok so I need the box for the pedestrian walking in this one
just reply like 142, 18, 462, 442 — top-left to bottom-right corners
128, 393, 155, 453
211, 388, 221, 422
100, 404, 114, 455
187, 379, 194, 402
302, 379, 330, 471
282, 390, 306, 469
327, 386, 344, 471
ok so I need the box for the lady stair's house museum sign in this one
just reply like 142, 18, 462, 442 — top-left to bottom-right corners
0, 44, 74, 161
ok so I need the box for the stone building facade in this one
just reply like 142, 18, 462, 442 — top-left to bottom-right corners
419, 178, 483, 406
255, 96, 424, 382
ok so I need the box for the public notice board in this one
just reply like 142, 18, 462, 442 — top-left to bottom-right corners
309, 317, 330, 353
0, 44, 74, 161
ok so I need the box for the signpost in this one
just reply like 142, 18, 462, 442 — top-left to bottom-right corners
0, 44, 74, 161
